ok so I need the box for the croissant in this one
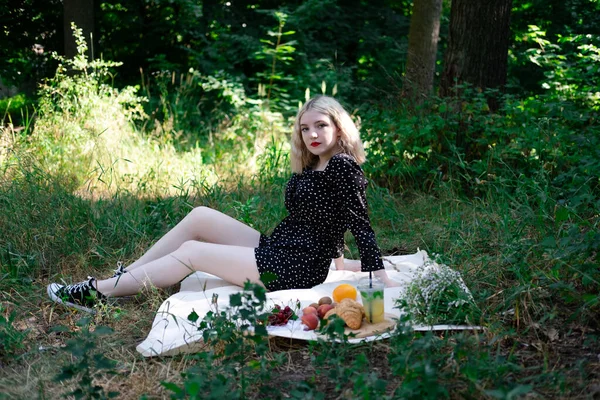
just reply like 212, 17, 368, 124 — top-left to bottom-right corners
325, 298, 364, 330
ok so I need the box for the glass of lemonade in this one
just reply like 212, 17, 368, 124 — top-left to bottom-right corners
358, 277, 385, 324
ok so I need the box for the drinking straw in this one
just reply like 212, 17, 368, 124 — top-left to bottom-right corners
368, 271, 373, 323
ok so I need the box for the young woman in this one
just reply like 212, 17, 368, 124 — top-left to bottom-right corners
47, 95, 398, 313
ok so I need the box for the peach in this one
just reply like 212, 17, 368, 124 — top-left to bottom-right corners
309, 303, 320, 309
317, 304, 335, 319
301, 313, 319, 330
302, 306, 318, 315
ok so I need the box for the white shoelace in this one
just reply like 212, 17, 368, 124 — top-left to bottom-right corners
65, 277, 94, 295
113, 261, 126, 276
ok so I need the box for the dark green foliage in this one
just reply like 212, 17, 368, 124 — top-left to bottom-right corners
0, 93, 35, 127
163, 281, 285, 399
142, 69, 251, 146
53, 317, 119, 399
388, 330, 450, 399
2, 0, 597, 110
387, 318, 538, 400
98, 0, 206, 74
306, 316, 390, 398
0, 305, 29, 362
0, 0, 62, 92
3, 0, 414, 109
363, 88, 599, 197
522, 27, 600, 111
509, 0, 600, 94
361, 81, 599, 324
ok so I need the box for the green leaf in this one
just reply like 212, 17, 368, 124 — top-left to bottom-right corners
161, 381, 183, 395
541, 236, 556, 248
93, 325, 113, 335
76, 317, 92, 327
254, 324, 268, 337
230, 293, 242, 307
188, 310, 199, 323
260, 272, 277, 286
185, 381, 200, 396
555, 206, 569, 223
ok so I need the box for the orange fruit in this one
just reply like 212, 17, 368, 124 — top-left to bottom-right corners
332, 283, 358, 303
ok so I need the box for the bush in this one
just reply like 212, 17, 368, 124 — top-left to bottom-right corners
29, 23, 148, 189
360, 86, 599, 325
19, 24, 288, 196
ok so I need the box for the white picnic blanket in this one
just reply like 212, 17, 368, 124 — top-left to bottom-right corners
136, 250, 477, 357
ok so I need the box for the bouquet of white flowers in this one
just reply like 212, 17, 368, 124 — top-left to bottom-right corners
396, 259, 481, 326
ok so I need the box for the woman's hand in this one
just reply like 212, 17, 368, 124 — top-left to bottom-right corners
373, 269, 402, 287
384, 279, 402, 288
336, 259, 402, 286
333, 257, 362, 271
342, 259, 362, 272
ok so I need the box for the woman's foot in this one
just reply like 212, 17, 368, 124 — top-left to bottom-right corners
47, 277, 106, 313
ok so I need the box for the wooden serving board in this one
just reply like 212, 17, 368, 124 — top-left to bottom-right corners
344, 313, 397, 338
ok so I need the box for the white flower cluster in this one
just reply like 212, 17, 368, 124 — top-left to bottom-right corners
397, 259, 478, 325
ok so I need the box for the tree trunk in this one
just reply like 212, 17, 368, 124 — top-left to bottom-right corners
403, 0, 443, 105
63, 0, 94, 59
439, 0, 512, 111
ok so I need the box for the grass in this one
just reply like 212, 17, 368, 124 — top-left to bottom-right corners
0, 148, 598, 398
0, 43, 598, 395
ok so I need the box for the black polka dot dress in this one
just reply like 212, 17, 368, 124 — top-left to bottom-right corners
254, 153, 384, 291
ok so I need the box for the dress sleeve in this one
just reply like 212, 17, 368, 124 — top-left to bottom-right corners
330, 155, 384, 272
284, 173, 299, 212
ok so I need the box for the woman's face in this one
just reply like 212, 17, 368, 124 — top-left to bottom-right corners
300, 110, 340, 164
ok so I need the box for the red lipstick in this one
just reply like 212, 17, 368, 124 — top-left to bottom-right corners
310, 142, 320, 147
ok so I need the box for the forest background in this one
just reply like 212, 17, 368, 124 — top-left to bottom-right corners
0, 0, 599, 398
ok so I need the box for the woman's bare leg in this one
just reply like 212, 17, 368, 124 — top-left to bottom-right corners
98, 241, 261, 296
124, 207, 261, 272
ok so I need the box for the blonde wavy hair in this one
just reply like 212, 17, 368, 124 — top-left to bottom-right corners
290, 95, 366, 173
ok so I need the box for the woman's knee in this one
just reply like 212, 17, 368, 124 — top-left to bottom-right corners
187, 206, 220, 228
189, 206, 210, 220
177, 240, 204, 255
